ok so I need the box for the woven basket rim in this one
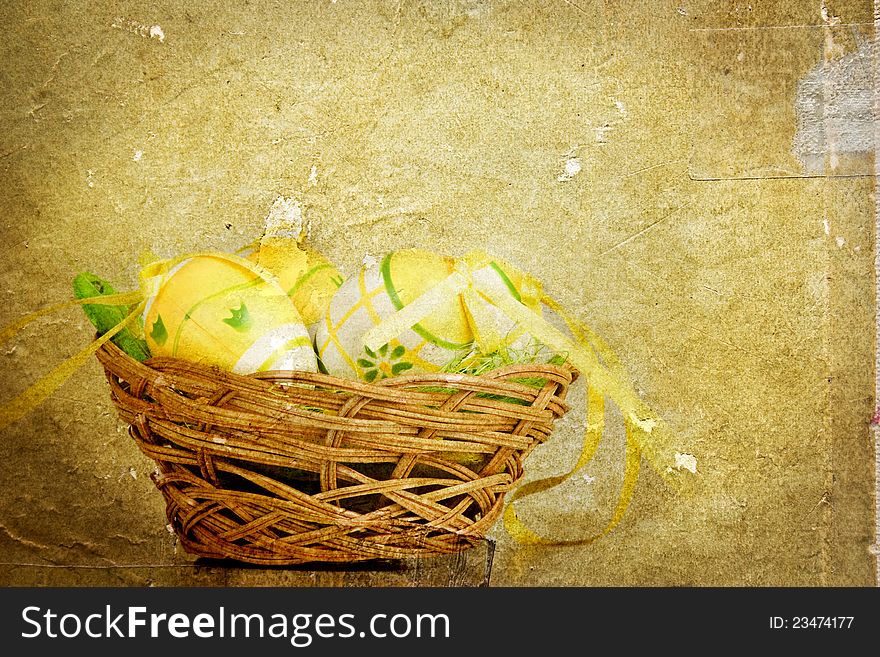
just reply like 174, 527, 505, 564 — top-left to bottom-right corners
95, 340, 577, 565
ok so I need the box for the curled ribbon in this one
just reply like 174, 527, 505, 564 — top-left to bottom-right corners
362, 249, 686, 544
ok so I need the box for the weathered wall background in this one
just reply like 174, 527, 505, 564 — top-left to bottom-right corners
0, 0, 876, 586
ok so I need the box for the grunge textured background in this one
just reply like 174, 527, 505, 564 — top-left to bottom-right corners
0, 0, 876, 586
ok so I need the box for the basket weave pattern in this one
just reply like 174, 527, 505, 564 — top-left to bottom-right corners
96, 341, 576, 565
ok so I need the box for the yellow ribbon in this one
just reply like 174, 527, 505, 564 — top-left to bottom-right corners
0, 291, 145, 346
0, 250, 291, 433
503, 392, 643, 546
362, 250, 680, 478
502, 296, 647, 544
0, 298, 146, 431
362, 249, 687, 544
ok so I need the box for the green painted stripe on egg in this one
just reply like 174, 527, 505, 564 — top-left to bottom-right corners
171, 276, 264, 357
287, 262, 335, 297
489, 261, 522, 302
256, 335, 314, 372
380, 252, 470, 351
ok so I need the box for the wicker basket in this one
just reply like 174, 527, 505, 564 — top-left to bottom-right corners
95, 340, 576, 565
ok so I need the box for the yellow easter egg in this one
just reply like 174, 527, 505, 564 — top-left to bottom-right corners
248, 237, 344, 331
314, 249, 541, 382
143, 254, 316, 374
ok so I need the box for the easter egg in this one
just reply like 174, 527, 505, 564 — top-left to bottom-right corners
314, 249, 542, 382
143, 253, 316, 374
247, 237, 344, 336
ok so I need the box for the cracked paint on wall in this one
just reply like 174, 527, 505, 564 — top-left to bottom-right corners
794, 36, 876, 173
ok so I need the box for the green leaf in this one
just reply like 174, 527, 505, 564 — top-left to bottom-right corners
379, 343, 388, 357
364, 369, 379, 382
113, 333, 152, 361
390, 344, 406, 360
149, 314, 168, 347
391, 361, 413, 375
222, 302, 251, 332
364, 345, 377, 359
330, 275, 344, 288
73, 272, 151, 361
73, 273, 128, 334
356, 358, 375, 368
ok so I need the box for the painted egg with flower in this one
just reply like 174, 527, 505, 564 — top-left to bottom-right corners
143, 253, 316, 374
314, 248, 542, 382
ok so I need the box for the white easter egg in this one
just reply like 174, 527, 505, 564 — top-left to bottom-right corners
314, 249, 542, 382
